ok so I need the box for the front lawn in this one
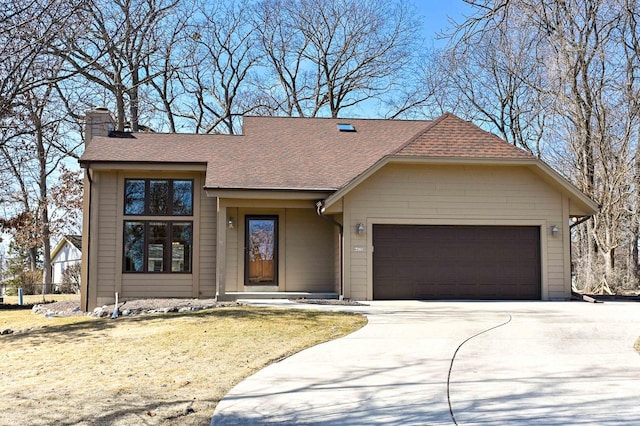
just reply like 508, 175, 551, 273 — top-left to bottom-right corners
0, 306, 366, 425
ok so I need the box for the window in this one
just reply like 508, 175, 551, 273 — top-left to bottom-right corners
124, 179, 193, 216
123, 177, 194, 273
123, 221, 192, 273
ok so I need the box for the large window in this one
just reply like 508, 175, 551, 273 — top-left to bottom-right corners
123, 178, 194, 273
124, 179, 193, 216
123, 221, 192, 273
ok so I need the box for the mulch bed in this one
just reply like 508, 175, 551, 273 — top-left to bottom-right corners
0, 303, 37, 310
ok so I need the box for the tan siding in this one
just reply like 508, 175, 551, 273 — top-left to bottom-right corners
96, 172, 117, 298
225, 207, 239, 291
199, 187, 217, 297
222, 204, 336, 293
333, 223, 341, 293
284, 209, 335, 292
122, 275, 193, 299
344, 163, 567, 300
87, 170, 207, 307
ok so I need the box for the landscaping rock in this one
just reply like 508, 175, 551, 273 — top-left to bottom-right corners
35, 298, 239, 318
1, 329, 14, 335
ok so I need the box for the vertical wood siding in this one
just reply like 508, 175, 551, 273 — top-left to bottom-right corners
96, 172, 117, 298
91, 170, 208, 305
284, 208, 335, 292
224, 206, 335, 292
199, 190, 217, 296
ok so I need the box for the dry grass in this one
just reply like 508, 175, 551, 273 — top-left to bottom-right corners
0, 306, 367, 425
0, 308, 88, 333
2, 293, 78, 305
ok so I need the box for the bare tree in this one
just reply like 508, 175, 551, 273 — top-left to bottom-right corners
0, 0, 83, 288
441, 20, 548, 156
446, 0, 638, 292
620, 0, 640, 285
143, 3, 191, 132
51, 0, 178, 131
0, 51, 80, 293
0, 0, 79, 122
253, 0, 421, 118
176, 0, 263, 134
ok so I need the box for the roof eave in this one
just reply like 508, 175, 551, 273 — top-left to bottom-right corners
80, 160, 208, 171
205, 187, 335, 200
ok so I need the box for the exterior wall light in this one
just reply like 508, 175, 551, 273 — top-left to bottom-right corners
550, 225, 559, 236
356, 223, 365, 235
228, 218, 235, 229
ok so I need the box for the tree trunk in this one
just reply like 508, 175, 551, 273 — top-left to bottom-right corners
36, 122, 52, 296
129, 65, 140, 131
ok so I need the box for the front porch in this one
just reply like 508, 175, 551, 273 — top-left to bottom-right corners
221, 291, 339, 301
213, 196, 343, 301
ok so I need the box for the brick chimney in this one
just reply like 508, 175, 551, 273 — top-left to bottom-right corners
84, 107, 115, 145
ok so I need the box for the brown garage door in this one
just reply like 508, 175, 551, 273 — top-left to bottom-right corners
373, 225, 541, 300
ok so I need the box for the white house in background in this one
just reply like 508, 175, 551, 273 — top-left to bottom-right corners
50, 235, 82, 290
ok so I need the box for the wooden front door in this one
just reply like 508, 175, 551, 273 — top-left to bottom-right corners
245, 216, 278, 285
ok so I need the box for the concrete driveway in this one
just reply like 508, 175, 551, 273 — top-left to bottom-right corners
212, 301, 640, 425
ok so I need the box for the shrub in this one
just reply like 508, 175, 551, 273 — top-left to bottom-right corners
59, 263, 81, 294
2, 270, 43, 295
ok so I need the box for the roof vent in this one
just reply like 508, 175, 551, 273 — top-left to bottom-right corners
337, 123, 356, 132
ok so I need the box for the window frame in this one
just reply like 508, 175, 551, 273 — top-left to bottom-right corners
124, 178, 194, 216
123, 220, 193, 274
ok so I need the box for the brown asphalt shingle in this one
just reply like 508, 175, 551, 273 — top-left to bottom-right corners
395, 113, 534, 159
80, 113, 534, 191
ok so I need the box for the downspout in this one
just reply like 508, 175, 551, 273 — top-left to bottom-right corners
84, 164, 93, 312
316, 201, 344, 299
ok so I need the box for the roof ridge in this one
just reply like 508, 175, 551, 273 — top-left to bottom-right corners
390, 112, 452, 155
393, 112, 535, 159
445, 114, 536, 157
243, 115, 430, 123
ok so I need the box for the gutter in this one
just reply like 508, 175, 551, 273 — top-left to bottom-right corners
316, 201, 344, 299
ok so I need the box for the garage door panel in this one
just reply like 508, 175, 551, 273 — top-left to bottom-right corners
373, 225, 541, 300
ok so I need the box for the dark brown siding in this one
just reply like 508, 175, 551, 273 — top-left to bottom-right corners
373, 225, 541, 300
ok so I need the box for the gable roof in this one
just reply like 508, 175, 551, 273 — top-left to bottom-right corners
394, 113, 535, 159
80, 112, 598, 215
80, 113, 537, 191
51, 235, 82, 260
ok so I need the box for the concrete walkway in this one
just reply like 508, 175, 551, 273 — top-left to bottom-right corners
211, 301, 640, 425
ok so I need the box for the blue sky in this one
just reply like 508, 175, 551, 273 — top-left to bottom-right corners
415, 0, 475, 47
0, 1, 479, 258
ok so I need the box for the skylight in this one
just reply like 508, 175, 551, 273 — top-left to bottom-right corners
337, 123, 356, 132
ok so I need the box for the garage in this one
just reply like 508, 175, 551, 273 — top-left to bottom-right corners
373, 225, 541, 300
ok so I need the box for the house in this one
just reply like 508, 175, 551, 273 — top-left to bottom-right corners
78, 108, 598, 311
50, 234, 82, 292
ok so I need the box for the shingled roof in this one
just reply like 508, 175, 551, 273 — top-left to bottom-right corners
80, 113, 534, 191
394, 113, 534, 159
